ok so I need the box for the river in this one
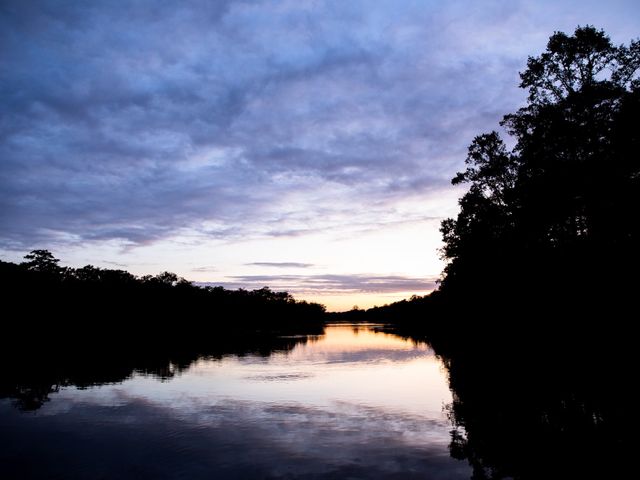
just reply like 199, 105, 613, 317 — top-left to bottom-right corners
0, 324, 471, 479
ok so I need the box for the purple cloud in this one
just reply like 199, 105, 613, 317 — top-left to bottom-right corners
246, 262, 315, 268
200, 273, 438, 295
1, 0, 638, 250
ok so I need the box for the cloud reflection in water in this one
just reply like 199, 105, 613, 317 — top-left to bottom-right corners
0, 325, 469, 479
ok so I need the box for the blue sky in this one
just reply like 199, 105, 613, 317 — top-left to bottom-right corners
1, 0, 638, 310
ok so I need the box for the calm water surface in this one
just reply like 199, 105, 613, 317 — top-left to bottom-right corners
0, 324, 471, 479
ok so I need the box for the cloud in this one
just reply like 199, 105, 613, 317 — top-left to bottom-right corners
200, 273, 438, 295
101, 260, 128, 268
191, 265, 218, 273
246, 262, 315, 268
4, 397, 469, 479
1, 0, 638, 250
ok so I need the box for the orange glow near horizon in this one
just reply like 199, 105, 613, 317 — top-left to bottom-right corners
287, 324, 430, 356
182, 324, 450, 416
297, 289, 436, 312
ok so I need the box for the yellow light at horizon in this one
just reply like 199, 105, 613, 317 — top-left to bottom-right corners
298, 290, 435, 313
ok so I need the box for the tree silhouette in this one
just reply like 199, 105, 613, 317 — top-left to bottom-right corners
438, 26, 639, 316
22, 249, 62, 274
1, 249, 326, 363
322, 26, 639, 479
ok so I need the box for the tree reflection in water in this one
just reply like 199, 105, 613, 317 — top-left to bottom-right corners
3, 322, 634, 479
428, 329, 634, 480
0, 331, 320, 411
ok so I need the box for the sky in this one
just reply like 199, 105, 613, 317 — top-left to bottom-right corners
1, 0, 638, 311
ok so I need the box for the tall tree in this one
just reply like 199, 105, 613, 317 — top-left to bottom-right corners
22, 250, 61, 274
440, 26, 640, 312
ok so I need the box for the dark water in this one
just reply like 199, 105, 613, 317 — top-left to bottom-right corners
0, 324, 471, 479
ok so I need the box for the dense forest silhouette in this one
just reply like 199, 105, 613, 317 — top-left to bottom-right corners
342, 26, 639, 479
345, 25, 639, 325
0, 248, 325, 339
0, 250, 325, 409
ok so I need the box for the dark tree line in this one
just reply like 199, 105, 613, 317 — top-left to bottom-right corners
436, 27, 639, 480
334, 26, 639, 479
438, 25, 639, 324
345, 26, 639, 329
1, 249, 326, 409
1, 249, 325, 345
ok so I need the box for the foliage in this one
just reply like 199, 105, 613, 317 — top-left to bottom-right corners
438, 26, 639, 315
0, 250, 326, 411
0, 250, 326, 346
340, 27, 640, 480
22, 249, 62, 273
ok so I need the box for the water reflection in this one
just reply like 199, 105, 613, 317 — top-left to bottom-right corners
412, 325, 635, 480
0, 324, 470, 479
0, 332, 316, 411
